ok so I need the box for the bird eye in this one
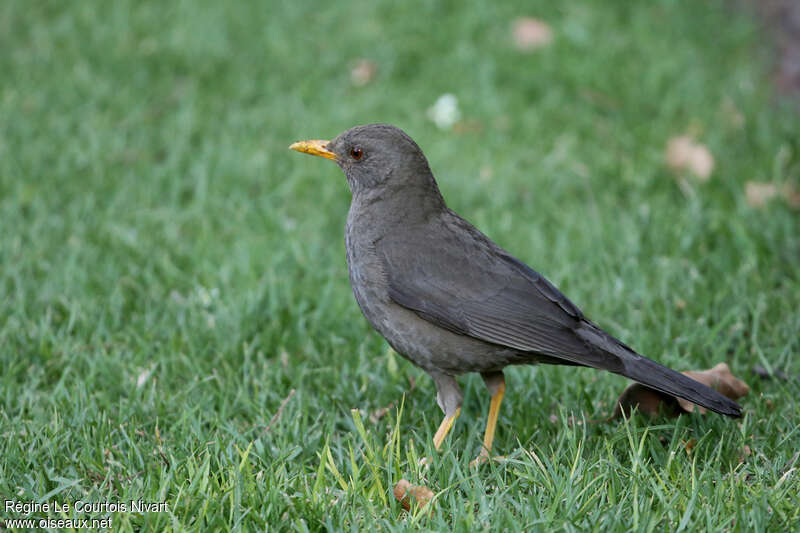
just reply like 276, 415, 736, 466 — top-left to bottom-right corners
350, 147, 363, 160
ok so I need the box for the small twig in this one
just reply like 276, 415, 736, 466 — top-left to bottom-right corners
260, 389, 296, 436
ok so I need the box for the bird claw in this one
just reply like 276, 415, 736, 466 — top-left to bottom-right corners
469, 451, 505, 468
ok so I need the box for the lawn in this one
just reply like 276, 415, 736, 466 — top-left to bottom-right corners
1, 0, 799, 531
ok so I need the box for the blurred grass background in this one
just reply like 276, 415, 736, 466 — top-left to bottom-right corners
1, 0, 798, 530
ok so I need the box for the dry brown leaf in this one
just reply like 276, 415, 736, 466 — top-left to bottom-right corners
393, 479, 434, 512
677, 363, 750, 414
350, 59, 377, 87
613, 383, 681, 418
612, 362, 748, 419
512, 17, 553, 51
665, 135, 714, 181
684, 438, 696, 455
745, 181, 778, 207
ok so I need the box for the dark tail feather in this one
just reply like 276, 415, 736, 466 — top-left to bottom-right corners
576, 322, 742, 417
616, 352, 742, 417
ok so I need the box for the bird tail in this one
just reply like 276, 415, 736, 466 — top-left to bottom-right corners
576, 321, 742, 417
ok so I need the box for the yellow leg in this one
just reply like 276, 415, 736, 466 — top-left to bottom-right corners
432, 408, 461, 450
480, 381, 505, 455
471, 380, 506, 467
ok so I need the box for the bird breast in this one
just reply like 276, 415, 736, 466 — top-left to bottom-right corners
345, 206, 392, 317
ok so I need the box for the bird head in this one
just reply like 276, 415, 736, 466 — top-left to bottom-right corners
290, 124, 442, 200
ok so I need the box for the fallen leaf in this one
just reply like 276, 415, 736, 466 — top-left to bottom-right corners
612, 362, 748, 418
512, 17, 553, 51
677, 363, 750, 414
684, 438, 696, 455
665, 135, 714, 181
745, 181, 778, 207
393, 479, 434, 512
613, 383, 681, 418
350, 59, 377, 87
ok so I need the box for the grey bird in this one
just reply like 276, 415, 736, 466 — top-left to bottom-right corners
290, 124, 742, 463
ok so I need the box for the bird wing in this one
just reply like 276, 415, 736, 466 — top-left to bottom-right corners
378, 213, 605, 362
377, 211, 742, 417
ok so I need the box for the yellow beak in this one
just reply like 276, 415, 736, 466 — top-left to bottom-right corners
289, 139, 337, 161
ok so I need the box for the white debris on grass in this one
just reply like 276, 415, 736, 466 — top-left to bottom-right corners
427, 94, 460, 130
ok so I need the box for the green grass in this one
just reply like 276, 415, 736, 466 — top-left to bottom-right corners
1, 0, 799, 530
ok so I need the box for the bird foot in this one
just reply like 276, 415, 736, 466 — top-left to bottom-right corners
469, 450, 506, 468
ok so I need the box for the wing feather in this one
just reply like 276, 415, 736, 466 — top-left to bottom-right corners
379, 213, 591, 359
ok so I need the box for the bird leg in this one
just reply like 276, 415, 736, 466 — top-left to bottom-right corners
430, 372, 463, 452
472, 371, 506, 466
432, 408, 461, 450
